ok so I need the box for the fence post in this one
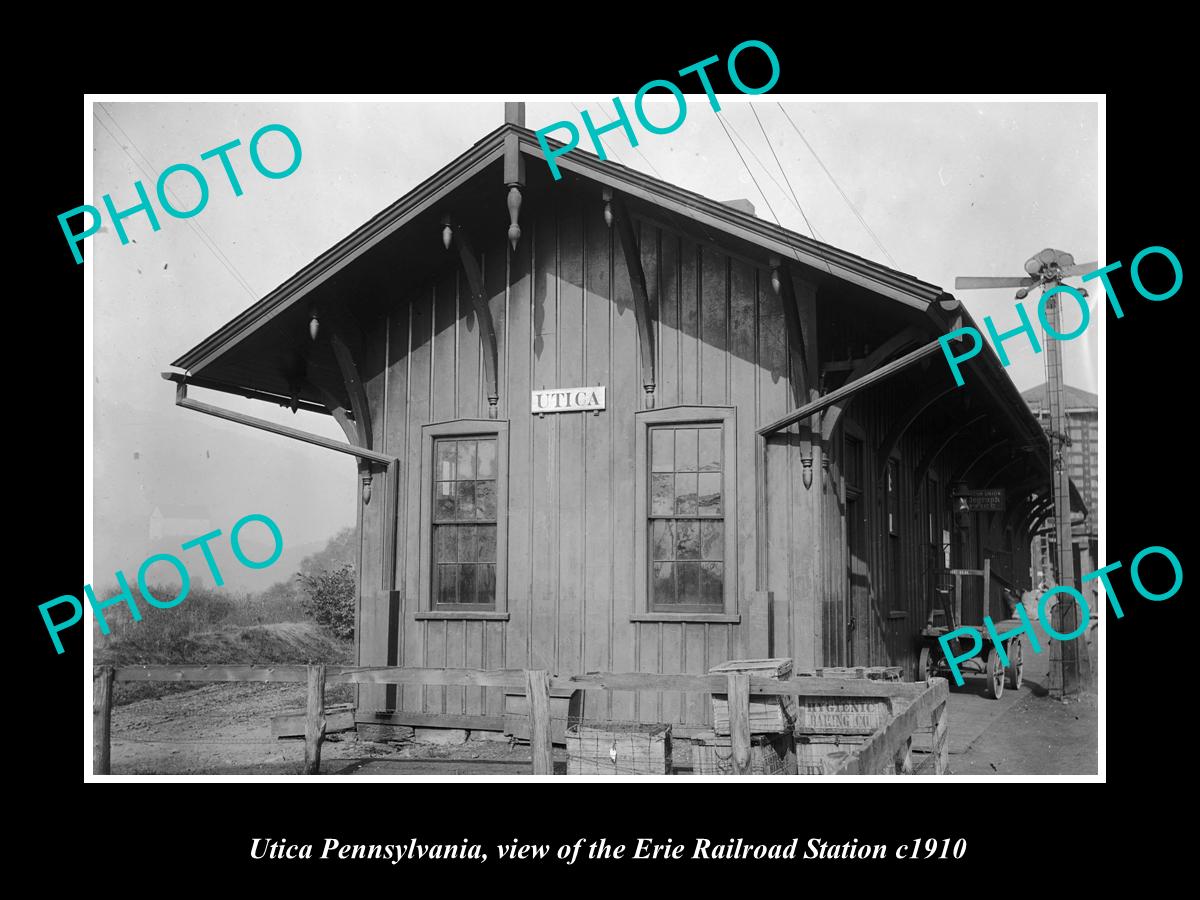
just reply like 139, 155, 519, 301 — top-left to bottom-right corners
727, 673, 752, 775
304, 663, 327, 775
931, 700, 949, 775
524, 669, 552, 775
93, 665, 114, 776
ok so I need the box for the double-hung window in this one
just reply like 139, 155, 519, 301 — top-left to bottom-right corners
418, 420, 509, 619
634, 407, 738, 622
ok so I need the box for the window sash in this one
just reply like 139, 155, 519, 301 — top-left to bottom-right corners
420, 422, 509, 615
646, 420, 729, 613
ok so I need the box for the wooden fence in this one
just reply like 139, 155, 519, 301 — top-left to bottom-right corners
93, 665, 949, 777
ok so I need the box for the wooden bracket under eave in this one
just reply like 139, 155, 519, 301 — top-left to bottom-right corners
610, 194, 656, 408
320, 307, 373, 453
770, 255, 814, 486
820, 325, 924, 444
451, 225, 501, 418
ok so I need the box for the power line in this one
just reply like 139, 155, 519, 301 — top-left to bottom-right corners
94, 104, 259, 298
749, 104, 824, 248
775, 103, 899, 269
98, 104, 259, 297
714, 113, 784, 228
721, 114, 823, 241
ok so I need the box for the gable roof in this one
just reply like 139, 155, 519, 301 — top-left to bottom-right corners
171, 123, 949, 375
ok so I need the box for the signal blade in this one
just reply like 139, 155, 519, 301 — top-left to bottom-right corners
954, 276, 1035, 289
1060, 261, 1099, 277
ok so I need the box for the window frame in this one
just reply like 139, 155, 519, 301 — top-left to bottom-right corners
633, 406, 739, 624
417, 419, 510, 621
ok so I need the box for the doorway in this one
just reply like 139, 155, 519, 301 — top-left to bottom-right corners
844, 433, 870, 666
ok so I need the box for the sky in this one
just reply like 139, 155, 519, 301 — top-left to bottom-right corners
90, 98, 1099, 586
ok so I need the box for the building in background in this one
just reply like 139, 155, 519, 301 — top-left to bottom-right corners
148, 505, 212, 541
1021, 383, 1097, 589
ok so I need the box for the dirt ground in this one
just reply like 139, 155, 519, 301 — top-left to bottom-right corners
110, 623, 1099, 776
952, 689, 1097, 775
110, 682, 544, 775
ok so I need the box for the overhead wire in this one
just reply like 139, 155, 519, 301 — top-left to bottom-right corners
562, 102, 721, 247
94, 104, 259, 298
722, 114, 824, 241
713, 112, 783, 228
749, 103, 823, 250
775, 103, 899, 270
97, 103, 258, 296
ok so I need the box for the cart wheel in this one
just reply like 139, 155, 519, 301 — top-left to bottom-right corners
1006, 638, 1024, 690
918, 646, 935, 683
987, 651, 1005, 699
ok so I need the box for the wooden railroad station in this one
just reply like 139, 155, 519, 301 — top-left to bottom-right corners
164, 103, 1085, 739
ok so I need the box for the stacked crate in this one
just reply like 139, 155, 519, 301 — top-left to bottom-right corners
698, 658, 798, 775
793, 667, 894, 775
565, 722, 673, 775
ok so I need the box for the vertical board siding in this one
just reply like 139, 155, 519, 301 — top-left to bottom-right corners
354, 199, 799, 728
355, 184, 1022, 725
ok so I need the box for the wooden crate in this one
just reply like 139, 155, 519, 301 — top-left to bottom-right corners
690, 731, 797, 776
565, 722, 672, 775
795, 734, 870, 775
793, 697, 890, 734
793, 667, 894, 734
709, 658, 797, 735
811, 666, 902, 682
504, 688, 582, 745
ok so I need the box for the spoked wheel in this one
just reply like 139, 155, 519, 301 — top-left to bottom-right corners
1006, 638, 1024, 690
986, 651, 1005, 699
918, 646, 936, 683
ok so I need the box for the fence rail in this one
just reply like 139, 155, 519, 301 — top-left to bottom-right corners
93, 665, 949, 777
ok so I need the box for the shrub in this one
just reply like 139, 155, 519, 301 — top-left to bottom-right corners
298, 564, 356, 640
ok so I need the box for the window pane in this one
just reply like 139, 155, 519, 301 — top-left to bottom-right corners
697, 473, 722, 516
698, 428, 721, 472
476, 440, 497, 478
676, 561, 700, 603
651, 519, 675, 560
455, 481, 476, 519
434, 524, 457, 563
652, 562, 675, 605
437, 564, 458, 605
651, 474, 675, 516
675, 428, 698, 472
456, 524, 477, 562
700, 520, 724, 560
476, 564, 496, 605
457, 440, 477, 480
475, 480, 497, 520
675, 473, 698, 515
476, 524, 497, 562
651, 429, 674, 473
699, 561, 723, 606
460, 563, 477, 604
436, 441, 457, 481
676, 520, 700, 560
435, 481, 456, 520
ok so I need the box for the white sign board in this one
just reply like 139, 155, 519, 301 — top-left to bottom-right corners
531, 386, 606, 414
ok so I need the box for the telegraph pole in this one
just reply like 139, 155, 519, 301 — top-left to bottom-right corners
1042, 287, 1082, 698
955, 247, 1097, 699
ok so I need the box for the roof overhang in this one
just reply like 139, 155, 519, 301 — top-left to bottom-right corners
172, 124, 948, 379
